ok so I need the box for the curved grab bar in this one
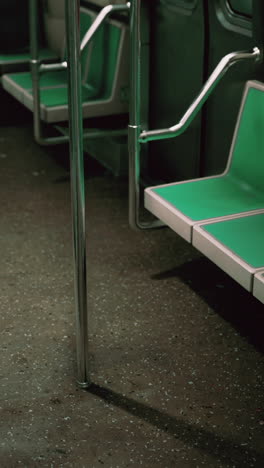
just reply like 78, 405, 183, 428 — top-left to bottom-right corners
38, 3, 130, 73
140, 47, 261, 143
80, 2, 130, 52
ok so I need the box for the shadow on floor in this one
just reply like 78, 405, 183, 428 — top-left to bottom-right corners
88, 383, 264, 465
152, 257, 264, 354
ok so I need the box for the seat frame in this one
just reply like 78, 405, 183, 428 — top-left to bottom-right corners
193, 211, 264, 291
145, 80, 264, 242
253, 270, 264, 303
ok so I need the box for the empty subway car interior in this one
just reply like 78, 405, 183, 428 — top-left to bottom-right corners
1, 1, 264, 467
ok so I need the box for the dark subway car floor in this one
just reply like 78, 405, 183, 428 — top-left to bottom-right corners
0, 107, 264, 467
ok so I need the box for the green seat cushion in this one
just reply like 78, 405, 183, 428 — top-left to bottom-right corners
6, 70, 97, 107
202, 213, 264, 268
150, 84, 264, 223
6, 70, 68, 90
152, 173, 264, 221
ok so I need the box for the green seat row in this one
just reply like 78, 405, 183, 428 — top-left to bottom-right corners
145, 80, 264, 301
2, 7, 129, 123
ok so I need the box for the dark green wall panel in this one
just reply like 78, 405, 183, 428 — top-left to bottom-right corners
148, 0, 204, 182
200, 0, 262, 176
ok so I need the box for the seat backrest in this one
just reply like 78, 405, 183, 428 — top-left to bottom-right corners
42, 3, 126, 101
80, 7, 98, 90
43, 0, 65, 57
228, 81, 264, 194
80, 8, 124, 99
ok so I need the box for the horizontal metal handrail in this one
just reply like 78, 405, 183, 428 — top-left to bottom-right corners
140, 47, 261, 143
39, 61, 67, 73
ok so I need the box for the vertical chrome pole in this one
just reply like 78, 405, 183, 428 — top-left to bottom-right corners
65, 0, 90, 388
128, 0, 163, 230
128, 0, 142, 230
29, 0, 42, 142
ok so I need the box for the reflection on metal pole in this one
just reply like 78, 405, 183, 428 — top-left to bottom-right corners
65, 0, 90, 388
29, 0, 42, 143
128, 0, 163, 230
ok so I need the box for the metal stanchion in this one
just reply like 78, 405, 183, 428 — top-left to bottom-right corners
65, 0, 90, 388
128, 0, 163, 230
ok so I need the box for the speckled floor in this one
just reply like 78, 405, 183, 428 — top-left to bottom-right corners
1, 114, 264, 467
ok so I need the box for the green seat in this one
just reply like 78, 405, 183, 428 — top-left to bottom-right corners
193, 212, 264, 291
2, 7, 129, 123
145, 81, 264, 242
